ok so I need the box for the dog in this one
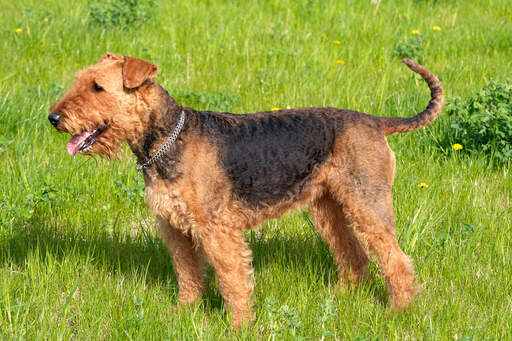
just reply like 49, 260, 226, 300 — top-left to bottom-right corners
49, 53, 443, 327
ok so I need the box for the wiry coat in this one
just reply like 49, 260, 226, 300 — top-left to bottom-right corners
49, 53, 443, 328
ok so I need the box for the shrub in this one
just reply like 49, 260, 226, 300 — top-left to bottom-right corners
88, 0, 155, 29
446, 79, 512, 165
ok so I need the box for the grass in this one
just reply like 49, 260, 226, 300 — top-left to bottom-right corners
1, 0, 511, 339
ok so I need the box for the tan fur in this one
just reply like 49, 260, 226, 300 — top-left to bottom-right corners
50, 54, 443, 328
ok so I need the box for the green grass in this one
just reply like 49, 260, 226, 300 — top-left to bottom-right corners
1, 0, 511, 339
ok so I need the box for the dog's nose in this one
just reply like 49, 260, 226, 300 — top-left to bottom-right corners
48, 113, 61, 127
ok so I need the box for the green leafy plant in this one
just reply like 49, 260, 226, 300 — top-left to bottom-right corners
446, 79, 512, 165
88, 0, 155, 29
264, 297, 304, 339
113, 176, 144, 203
393, 36, 426, 63
316, 299, 336, 338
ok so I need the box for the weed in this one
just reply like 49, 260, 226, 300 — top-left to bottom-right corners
113, 176, 144, 203
393, 36, 426, 63
21, 174, 58, 219
20, 5, 53, 24
316, 299, 336, 339
264, 297, 304, 339
446, 79, 512, 165
88, 0, 155, 29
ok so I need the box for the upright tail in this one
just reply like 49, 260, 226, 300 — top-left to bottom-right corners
380, 59, 444, 135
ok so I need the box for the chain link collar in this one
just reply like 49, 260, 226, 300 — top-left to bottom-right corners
135, 110, 186, 175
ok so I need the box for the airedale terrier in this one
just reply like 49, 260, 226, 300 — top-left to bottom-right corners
49, 53, 443, 327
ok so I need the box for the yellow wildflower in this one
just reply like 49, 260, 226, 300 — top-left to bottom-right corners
433, 26, 441, 31
452, 143, 463, 151
411, 29, 421, 35
14, 28, 22, 33
333, 40, 342, 45
336, 60, 345, 65
44, 17, 49, 22
271, 108, 280, 111
417, 183, 429, 189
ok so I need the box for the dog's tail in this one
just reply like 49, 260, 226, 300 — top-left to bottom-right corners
379, 59, 444, 135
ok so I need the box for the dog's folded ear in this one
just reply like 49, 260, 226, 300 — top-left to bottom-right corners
98, 52, 122, 63
122, 55, 158, 89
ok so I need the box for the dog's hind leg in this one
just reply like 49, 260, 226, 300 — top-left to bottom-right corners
327, 133, 417, 309
310, 194, 370, 288
157, 217, 206, 305
329, 179, 417, 309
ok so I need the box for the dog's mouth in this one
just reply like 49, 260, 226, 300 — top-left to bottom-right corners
67, 125, 108, 156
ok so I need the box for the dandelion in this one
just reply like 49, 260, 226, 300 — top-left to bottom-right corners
44, 17, 49, 22
411, 29, 421, 35
14, 28, 22, 33
432, 26, 441, 31
452, 143, 463, 151
333, 40, 342, 45
417, 182, 429, 189
336, 60, 345, 65
271, 108, 280, 111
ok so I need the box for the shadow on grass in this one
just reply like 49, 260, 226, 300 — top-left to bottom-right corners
0, 217, 388, 310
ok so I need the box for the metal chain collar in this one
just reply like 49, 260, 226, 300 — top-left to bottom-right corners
135, 110, 186, 174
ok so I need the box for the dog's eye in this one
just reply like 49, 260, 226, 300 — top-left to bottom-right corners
92, 82, 104, 92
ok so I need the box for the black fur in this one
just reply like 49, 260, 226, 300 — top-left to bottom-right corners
193, 109, 339, 206
134, 99, 185, 180
133, 100, 359, 207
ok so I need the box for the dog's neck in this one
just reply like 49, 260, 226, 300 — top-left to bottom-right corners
129, 84, 185, 165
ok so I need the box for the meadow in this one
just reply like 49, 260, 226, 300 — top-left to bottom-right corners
1, 0, 511, 339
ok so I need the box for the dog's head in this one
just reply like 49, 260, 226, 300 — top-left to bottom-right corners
49, 53, 159, 158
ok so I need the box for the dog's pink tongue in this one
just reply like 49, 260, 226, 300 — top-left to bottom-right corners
67, 132, 91, 156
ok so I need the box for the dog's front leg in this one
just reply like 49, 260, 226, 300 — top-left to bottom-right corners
157, 216, 206, 305
199, 227, 254, 329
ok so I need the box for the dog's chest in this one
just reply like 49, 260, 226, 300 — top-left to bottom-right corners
144, 175, 195, 233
